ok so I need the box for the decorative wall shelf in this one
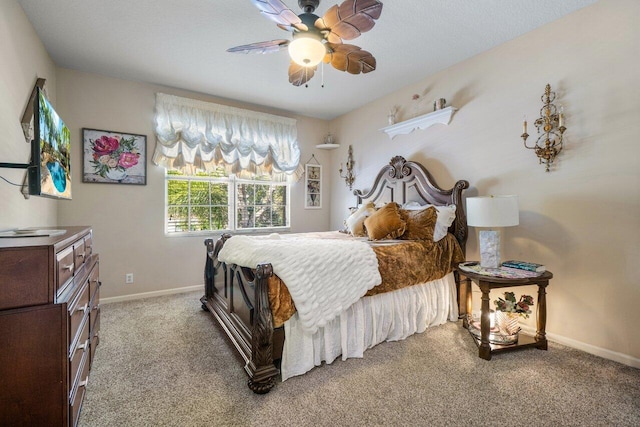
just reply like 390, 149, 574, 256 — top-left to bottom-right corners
380, 106, 457, 139
315, 143, 340, 150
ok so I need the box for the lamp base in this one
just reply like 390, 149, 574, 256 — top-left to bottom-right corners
479, 230, 501, 269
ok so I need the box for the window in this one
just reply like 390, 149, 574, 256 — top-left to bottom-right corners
165, 169, 289, 234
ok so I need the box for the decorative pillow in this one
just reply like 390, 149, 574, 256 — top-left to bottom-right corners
344, 202, 376, 236
364, 202, 406, 240
399, 206, 438, 241
402, 202, 457, 242
432, 204, 456, 241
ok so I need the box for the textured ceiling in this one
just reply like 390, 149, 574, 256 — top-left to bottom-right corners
17, 0, 596, 120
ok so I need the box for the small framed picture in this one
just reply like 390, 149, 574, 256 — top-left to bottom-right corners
304, 164, 322, 209
82, 128, 147, 185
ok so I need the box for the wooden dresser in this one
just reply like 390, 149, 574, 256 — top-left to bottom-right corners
0, 226, 100, 426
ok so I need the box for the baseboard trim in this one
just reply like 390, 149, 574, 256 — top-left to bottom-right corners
520, 325, 640, 369
101, 285, 202, 304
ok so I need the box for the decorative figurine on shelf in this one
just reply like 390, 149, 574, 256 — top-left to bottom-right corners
387, 105, 399, 125
323, 132, 335, 145
433, 98, 446, 111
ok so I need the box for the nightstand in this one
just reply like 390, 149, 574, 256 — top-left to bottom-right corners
457, 267, 553, 360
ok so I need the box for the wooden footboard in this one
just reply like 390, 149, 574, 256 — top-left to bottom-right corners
200, 235, 281, 394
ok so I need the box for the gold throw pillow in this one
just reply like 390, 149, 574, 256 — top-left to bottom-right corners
364, 202, 406, 240
399, 206, 438, 240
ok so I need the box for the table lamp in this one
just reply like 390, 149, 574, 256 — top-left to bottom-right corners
466, 195, 519, 268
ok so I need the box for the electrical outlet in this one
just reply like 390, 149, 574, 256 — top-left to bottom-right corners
125, 273, 134, 284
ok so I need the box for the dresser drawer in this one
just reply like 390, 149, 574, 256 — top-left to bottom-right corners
69, 351, 89, 427
0, 247, 50, 310
90, 297, 100, 336
74, 240, 86, 270
89, 262, 100, 301
84, 233, 93, 259
69, 320, 89, 392
56, 246, 75, 293
90, 326, 100, 367
68, 282, 89, 353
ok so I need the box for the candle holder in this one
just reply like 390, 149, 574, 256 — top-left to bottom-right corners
521, 84, 566, 172
338, 145, 355, 190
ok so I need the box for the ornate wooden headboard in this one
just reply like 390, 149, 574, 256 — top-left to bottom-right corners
354, 156, 469, 253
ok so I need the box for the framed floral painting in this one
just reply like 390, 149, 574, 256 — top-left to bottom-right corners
82, 128, 146, 185
304, 164, 321, 209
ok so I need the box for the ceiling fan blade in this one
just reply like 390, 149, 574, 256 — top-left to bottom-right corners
277, 23, 293, 32
277, 23, 309, 32
251, 0, 308, 31
227, 39, 290, 54
325, 43, 376, 74
316, 0, 383, 42
288, 61, 317, 86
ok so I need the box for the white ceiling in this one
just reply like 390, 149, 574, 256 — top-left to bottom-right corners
17, 0, 596, 120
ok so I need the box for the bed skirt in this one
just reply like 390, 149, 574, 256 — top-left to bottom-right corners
281, 272, 459, 380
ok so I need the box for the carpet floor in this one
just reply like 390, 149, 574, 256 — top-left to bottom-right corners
79, 291, 640, 426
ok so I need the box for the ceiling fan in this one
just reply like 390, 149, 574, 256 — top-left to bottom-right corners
227, 0, 383, 87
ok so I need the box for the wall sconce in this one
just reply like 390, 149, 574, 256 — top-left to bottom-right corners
338, 144, 355, 190
521, 84, 567, 172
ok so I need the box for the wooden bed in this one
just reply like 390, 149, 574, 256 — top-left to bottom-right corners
201, 156, 469, 393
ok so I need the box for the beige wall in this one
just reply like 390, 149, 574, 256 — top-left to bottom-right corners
0, 0, 57, 229
329, 0, 640, 362
55, 69, 331, 299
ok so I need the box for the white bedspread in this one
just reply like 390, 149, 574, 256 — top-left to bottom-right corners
281, 272, 459, 381
217, 234, 381, 334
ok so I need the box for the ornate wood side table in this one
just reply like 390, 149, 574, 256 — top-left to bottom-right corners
457, 267, 553, 360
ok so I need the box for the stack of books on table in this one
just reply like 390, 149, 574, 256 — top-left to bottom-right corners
501, 260, 546, 273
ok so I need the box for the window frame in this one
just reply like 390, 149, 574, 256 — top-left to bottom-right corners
164, 171, 291, 236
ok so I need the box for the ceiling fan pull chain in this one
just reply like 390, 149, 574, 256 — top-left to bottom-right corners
321, 61, 324, 88
305, 67, 309, 88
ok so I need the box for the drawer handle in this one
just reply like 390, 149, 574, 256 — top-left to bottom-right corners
78, 378, 89, 388
77, 253, 86, 260
63, 264, 74, 272
77, 342, 87, 352
76, 303, 88, 313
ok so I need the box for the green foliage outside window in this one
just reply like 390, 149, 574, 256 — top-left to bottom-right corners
236, 183, 287, 229
166, 168, 288, 233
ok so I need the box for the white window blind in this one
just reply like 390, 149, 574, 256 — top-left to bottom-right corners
153, 93, 303, 181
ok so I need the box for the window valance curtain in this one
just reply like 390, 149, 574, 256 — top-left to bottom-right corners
153, 93, 302, 180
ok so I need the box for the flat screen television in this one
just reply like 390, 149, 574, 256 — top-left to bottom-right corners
29, 87, 72, 199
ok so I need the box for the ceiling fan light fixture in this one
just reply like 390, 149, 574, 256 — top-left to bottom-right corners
288, 33, 326, 67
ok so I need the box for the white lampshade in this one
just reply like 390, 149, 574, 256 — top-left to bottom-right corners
288, 34, 326, 67
467, 195, 519, 268
466, 195, 519, 228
